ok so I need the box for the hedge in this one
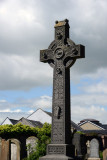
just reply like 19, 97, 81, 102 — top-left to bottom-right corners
0, 123, 51, 160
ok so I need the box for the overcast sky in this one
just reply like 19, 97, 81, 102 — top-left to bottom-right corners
0, 0, 107, 124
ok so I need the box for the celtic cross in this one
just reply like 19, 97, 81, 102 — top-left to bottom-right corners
40, 19, 85, 159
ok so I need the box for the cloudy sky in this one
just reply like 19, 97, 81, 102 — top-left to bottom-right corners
0, 0, 107, 124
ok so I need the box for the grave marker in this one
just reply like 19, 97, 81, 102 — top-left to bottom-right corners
39, 19, 85, 160
26, 136, 38, 157
88, 138, 100, 160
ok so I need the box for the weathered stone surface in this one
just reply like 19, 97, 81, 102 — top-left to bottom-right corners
87, 138, 100, 160
9, 139, 21, 160
88, 158, 100, 160
103, 149, 107, 160
47, 144, 75, 157
72, 133, 82, 158
26, 136, 38, 156
11, 142, 17, 160
0, 136, 28, 160
89, 139, 99, 158
39, 154, 74, 160
39, 19, 85, 160
0, 138, 10, 160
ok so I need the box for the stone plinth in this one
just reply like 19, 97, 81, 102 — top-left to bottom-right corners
88, 158, 100, 160
39, 155, 73, 160
40, 144, 75, 160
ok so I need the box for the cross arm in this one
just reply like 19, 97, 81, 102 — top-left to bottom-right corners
64, 44, 85, 60
40, 49, 54, 63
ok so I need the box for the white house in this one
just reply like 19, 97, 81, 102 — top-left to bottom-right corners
1, 117, 17, 125
27, 108, 52, 124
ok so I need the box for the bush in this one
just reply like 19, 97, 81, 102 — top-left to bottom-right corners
99, 151, 103, 159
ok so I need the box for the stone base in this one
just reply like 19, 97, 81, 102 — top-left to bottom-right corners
39, 154, 74, 160
88, 158, 101, 160
39, 144, 74, 160
47, 144, 74, 157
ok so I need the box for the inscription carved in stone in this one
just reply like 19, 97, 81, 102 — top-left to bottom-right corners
48, 146, 64, 154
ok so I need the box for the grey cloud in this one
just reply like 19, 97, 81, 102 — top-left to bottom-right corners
0, 54, 53, 90
0, 0, 107, 90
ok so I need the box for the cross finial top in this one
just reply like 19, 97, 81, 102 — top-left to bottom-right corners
54, 19, 70, 44
55, 19, 69, 27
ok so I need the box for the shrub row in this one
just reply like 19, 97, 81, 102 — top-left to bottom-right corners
0, 123, 51, 160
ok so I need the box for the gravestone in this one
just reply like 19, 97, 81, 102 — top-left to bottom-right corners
0, 139, 10, 160
39, 19, 85, 160
26, 136, 38, 157
72, 133, 82, 158
103, 149, 107, 160
11, 142, 17, 160
0, 138, 21, 160
88, 138, 100, 160
10, 139, 21, 160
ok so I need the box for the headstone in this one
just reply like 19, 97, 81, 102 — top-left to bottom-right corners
11, 142, 17, 160
103, 149, 107, 160
0, 139, 10, 160
39, 19, 85, 160
0, 138, 21, 160
72, 133, 82, 158
10, 139, 21, 160
88, 138, 100, 160
26, 136, 38, 157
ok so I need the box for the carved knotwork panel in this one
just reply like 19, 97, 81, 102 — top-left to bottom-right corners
55, 27, 64, 46
47, 39, 78, 69
53, 60, 64, 120
55, 28, 63, 40
54, 48, 64, 59
52, 122, 64, 144
48, 145, 64, 154
48, 40, 57, 51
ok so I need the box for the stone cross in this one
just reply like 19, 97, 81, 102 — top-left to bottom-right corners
40, 19, 85, 160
